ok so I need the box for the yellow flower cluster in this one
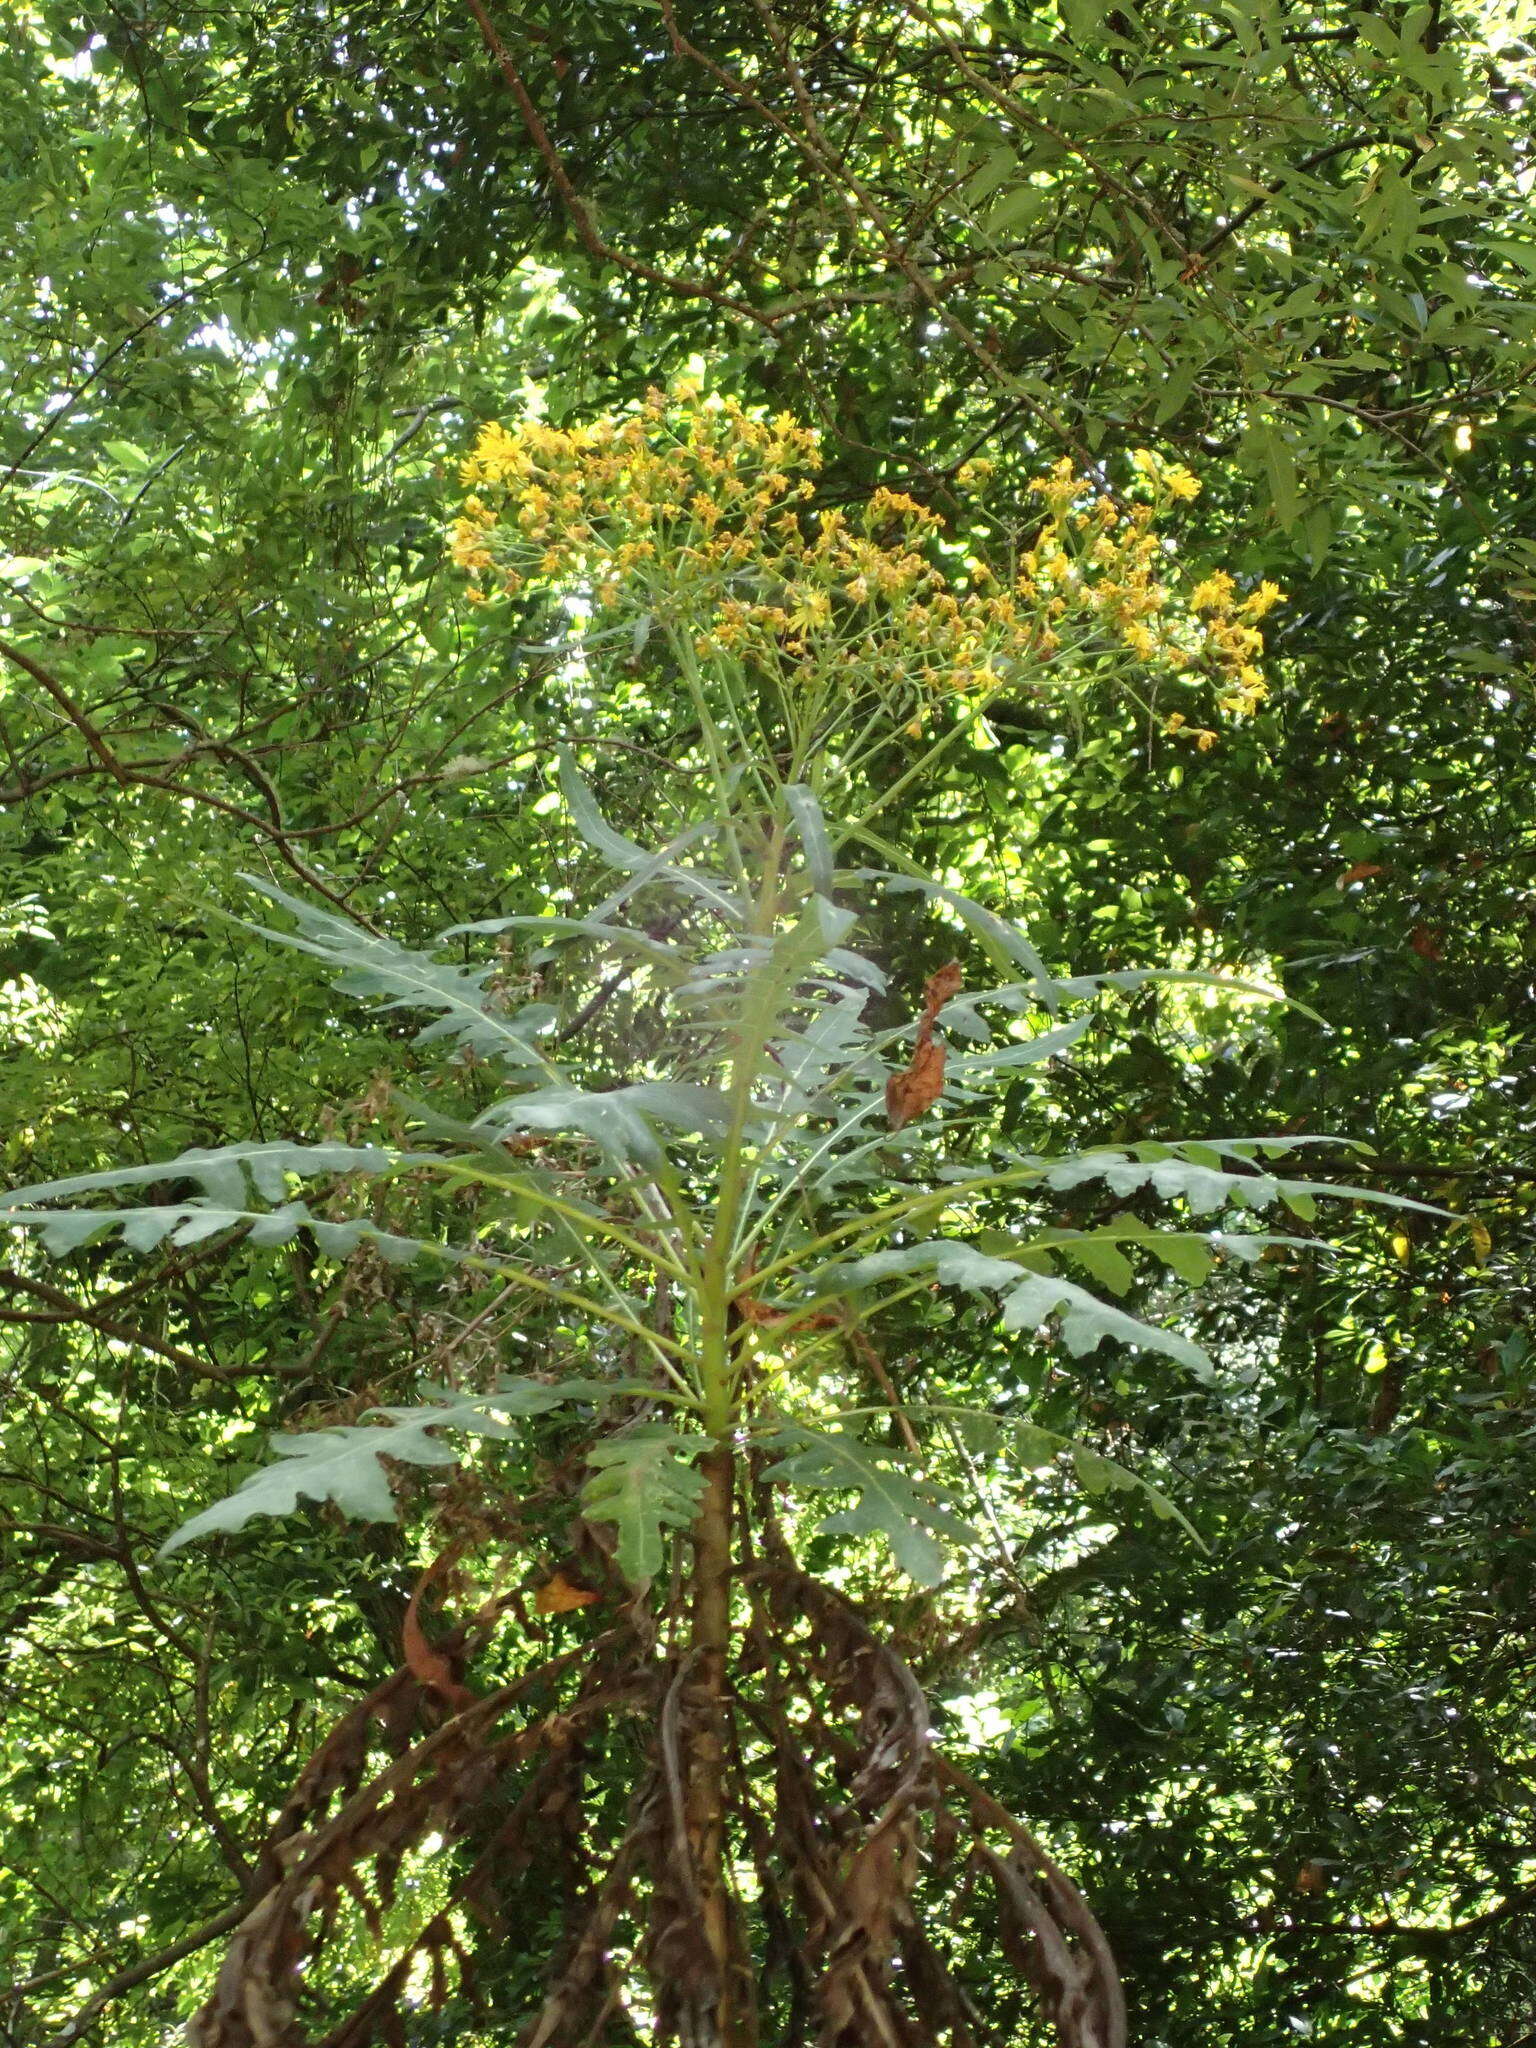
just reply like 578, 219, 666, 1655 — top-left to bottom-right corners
449, 387, 1281, 746
454, 385, 822, 596
1022, 457, 1284, 723
1129, 446, 1202, 503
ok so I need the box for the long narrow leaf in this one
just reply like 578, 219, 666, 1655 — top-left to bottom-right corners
238, 878, 559, 1069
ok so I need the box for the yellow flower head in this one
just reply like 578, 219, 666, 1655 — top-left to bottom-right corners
1190, 572, 1236, 613
1242, 580, 1286, 620
1131, 448, 1199, 501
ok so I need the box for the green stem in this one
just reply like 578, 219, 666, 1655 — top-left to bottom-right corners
698, 816, 791, 1412
424, 1159, 692, 1281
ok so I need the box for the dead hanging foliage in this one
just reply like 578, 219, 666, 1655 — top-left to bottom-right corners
885, 960, 963, 1131
739, 1567, 1126, 2048
188, 1566, 1123, 2048
187, 1603, 649, 2048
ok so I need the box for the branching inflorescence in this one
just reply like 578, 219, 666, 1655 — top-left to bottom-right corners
453, 384, 1281, 758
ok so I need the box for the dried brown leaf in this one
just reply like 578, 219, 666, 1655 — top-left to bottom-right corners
402, 1556, 476, 1714
921, 959, 964, 1020
534, 1570, 600, 1615
885, 1035, 947, 1130
885, 961, 962, 1128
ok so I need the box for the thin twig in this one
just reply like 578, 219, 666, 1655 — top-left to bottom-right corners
0, 1269, 286, 1382
463, 0, 779, 333
0, 637, 130, 786
32, 1900, 247, 2048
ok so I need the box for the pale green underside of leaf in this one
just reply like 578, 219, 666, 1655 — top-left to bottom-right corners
784, 780, 836, 894
948, 1014, 1094, 1074
0, 1140, 453, 1261
855, 869, 1058, 1010
817, 1237, 1215, 1376
0, 1140, 398, 1213
238, 876, 563, 1069
159, 1377, 637, 1557
760, 1423, 979, 1587
2, 1198, 451, 1265
558, 750, 741, 921
470, 1079, 734, 1162
1034, 1142, 1449, 1219
1049, 966, 1329, 1028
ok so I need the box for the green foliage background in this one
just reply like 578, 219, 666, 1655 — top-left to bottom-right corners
1, 2, 1533, 2042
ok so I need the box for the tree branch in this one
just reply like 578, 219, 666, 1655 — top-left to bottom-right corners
464, 0, 780, 333
0, 636, 130, 787
30, 1900, 246, 2048
0, 1269, 294, 1381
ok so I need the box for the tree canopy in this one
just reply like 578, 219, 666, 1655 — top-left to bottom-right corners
2, 4, 1533, 2045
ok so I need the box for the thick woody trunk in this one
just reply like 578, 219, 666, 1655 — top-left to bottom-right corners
681, 1439, 752, 2047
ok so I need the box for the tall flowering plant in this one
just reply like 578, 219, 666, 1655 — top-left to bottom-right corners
4, 393, 1428, 2048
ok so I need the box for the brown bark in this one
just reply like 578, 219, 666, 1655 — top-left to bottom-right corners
681, 1442, 755, 2047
